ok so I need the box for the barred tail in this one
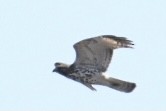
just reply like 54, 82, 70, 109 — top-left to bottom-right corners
95, 75, 136, 93
107, 77, 136, 93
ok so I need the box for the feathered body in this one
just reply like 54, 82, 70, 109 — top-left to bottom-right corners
53, 35, 136, 93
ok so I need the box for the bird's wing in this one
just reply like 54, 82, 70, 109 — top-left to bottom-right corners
73, 35, 134, 72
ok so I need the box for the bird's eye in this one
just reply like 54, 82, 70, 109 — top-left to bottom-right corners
55, 63, 61, 66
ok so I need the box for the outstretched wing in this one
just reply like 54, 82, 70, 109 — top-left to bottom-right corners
73, 35, 134, 72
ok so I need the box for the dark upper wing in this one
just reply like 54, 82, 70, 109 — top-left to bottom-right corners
73, 35, 134, 72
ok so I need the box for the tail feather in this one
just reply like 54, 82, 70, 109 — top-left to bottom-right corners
107, 77, 136, 93
95, 75, 136, 93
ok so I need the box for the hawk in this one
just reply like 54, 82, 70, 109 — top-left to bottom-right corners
53, 35, 136, 93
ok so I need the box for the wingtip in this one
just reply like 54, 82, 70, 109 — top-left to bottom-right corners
101, 35, 134, 49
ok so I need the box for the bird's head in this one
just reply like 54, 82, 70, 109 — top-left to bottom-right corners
52, 62, 69, 74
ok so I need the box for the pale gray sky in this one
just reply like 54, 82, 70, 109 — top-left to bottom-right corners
0, 0, 166, 111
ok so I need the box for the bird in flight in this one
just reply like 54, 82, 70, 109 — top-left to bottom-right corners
53, 35, 136, 93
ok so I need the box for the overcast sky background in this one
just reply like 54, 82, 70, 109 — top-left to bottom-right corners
0, 0, 166, 111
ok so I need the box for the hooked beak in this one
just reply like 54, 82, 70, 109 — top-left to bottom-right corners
52, 68, 57, 72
